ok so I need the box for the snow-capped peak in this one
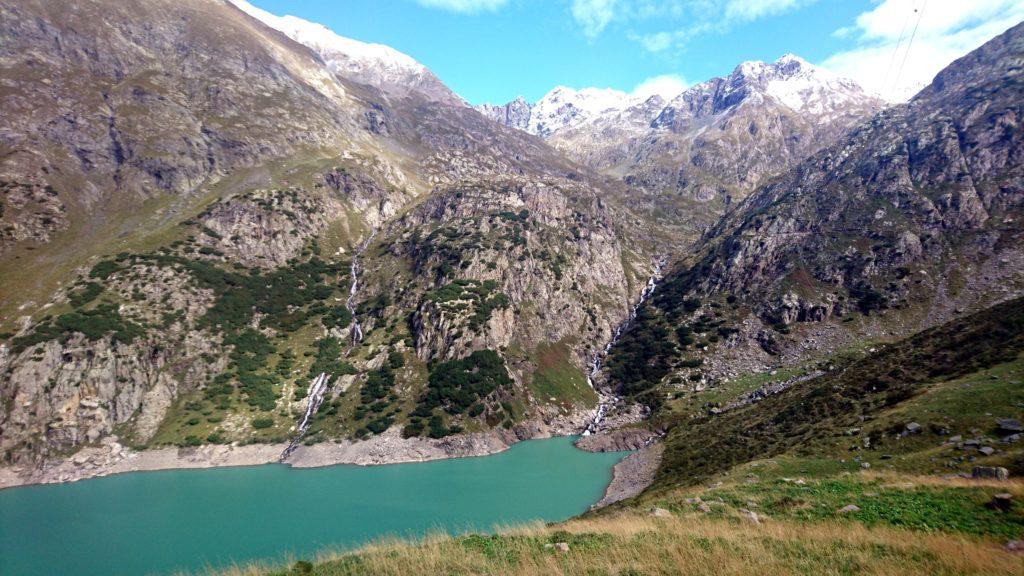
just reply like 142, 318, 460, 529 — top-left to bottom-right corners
763, 55, 868, 114
525, 85, 649, 137
715, 53, 873, 114
227, 0, 444, 98
775, 53, 811, 67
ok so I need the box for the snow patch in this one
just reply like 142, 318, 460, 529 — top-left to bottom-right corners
228, 0, 429, 88
528, 86, 651, 137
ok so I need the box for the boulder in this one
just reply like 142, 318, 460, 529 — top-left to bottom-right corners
905, 422, 922, 434
838, 504, 861, 514
979, 446, 995, 456
990, 493, 1014, 512
738, 508, 761, 524
650, 507, 672, 518
972, 466, 1010, 481
997, 418, 1024, 433
554, 542, 570, 553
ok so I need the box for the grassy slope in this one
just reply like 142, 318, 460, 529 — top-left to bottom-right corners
230, 298, 1024, 575
230, 512, 1022, 576
530, 339, 598, 409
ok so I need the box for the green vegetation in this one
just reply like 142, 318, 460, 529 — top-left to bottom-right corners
67, 281, 104, 308
530, 340, 597, 407
249, 499, 1024, 576
427, 279, 510, 332
405, 350, 513, 438
652, 296, 1024, 489
11, 303, 145, 353
673, 474, 1024, 539
321, 306, 353, 330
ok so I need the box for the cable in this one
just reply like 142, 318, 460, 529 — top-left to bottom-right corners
880, 0, 916, 96
891, 0, 928, 98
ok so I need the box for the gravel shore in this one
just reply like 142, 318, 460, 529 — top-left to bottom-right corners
593, 442, 663, 508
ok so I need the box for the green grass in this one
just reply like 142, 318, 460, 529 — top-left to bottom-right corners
651, 296, 1024, 489
530, 340, 597, 408
655, 474, 1024, 539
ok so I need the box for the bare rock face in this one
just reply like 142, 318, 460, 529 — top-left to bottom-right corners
477, 97, 533, 132
0, 179, 68, 254
380, 179, 636, 366
194, 188, 345, 269
575, 428, 658, 452
603, 22, 1024, 400
0, 261, 225, 463
685, 22, 1024, 316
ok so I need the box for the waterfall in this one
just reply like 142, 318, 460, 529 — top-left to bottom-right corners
583, 257, 666, 435
280, 372, 332, 462
346, 229, 376, 347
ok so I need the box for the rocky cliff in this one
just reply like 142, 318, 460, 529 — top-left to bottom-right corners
604, 21, 1024, 404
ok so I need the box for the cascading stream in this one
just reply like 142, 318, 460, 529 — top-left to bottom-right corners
583, 257, 666, 435
347, 229, 377, 347
280, 372, 331, 461
280, 230, 378, 461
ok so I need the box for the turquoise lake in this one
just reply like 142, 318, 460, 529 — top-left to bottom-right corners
0, 437, 625, 575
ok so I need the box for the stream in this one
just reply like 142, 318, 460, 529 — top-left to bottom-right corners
281, 230, 376, 460
346, 229, 376, 347
583, 257, 666, 435
280, 372, 331, 461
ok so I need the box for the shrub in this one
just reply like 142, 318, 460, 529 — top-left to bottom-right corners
89, 260, 121, 280
418, 350, 512, 417
252, 418, 274, 429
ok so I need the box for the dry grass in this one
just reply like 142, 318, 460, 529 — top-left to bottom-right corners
863, 471, 1024, 491
217, 512, 1024, 576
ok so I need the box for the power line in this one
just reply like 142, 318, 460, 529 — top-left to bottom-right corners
881, 0, 916, 95
891, 0, 928, 98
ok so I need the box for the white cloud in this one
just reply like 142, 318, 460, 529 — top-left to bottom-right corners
631, 73, 689, 99
631, 30, 676, 52
724, 0, 806, 22
628, 0, 815, 53
821, 0, 1024, 101
572, 0, 620, 37
415, 0, 509, 13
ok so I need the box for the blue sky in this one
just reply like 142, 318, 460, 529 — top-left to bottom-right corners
248, 0, 1024, 104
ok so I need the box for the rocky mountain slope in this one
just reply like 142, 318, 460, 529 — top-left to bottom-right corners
2, 0, 1020, 494
604, 21, 1024, 407
0, 0, 655, 473
481, 56, 885, 239
227, 0, 460, 104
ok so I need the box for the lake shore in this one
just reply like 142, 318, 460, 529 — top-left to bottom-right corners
592, 441, 663, 508
0, 413, 601, 489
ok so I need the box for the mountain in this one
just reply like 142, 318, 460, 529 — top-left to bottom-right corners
604, 21, 1024, 404
480, 86, 660, 138
1, 0, 1020, 502
0, 0, 658, 474
227, 0, 459, 104
481, 56, 885, 240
